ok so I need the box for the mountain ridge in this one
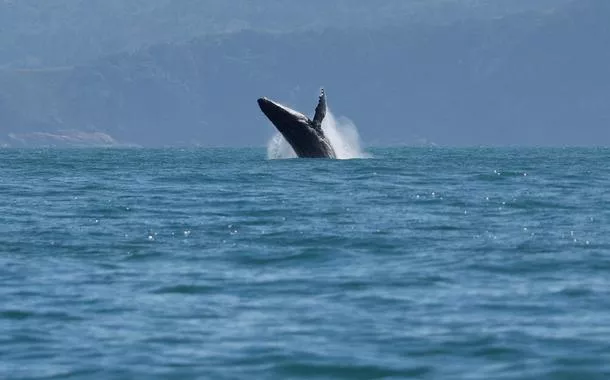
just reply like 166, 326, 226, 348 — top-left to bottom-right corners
1, 0, 607, 148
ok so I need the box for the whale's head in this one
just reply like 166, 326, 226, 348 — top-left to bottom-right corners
257, 98, 310, 133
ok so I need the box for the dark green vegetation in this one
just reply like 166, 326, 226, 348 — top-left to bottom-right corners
1, 0, 607, 147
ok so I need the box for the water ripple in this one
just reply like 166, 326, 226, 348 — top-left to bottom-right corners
1, 147, 610, 379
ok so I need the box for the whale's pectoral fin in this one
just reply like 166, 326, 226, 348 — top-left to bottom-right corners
312, 88, 327, 128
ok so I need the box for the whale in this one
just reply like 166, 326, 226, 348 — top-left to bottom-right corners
257, 89, 336, 158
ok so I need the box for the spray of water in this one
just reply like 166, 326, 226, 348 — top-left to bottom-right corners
266, 109, 369, 159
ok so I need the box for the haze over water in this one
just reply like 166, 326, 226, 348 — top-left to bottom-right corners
1, 147, 609, 379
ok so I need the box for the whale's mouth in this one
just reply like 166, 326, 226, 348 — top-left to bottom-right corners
257, 98, 309, 124
257, 97, 311, 137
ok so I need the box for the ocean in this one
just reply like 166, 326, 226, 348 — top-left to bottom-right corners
1, 147, 609, 379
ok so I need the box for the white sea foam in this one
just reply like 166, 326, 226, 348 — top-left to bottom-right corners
266, 109, 369, 160
266, 132, 297, 159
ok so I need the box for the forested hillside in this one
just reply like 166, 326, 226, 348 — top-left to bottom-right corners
0, 0, 572, 68
2, 0, 608, 147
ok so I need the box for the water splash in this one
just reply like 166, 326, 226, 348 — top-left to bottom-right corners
266, 109, 369, 159
267, 133, 297, 159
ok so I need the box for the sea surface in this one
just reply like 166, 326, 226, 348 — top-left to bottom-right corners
1, 147, 609, 380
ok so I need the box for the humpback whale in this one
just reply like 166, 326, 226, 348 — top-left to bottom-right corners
257, 89, 336, 158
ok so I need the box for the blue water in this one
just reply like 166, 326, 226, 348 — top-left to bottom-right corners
1, 148, 609, 379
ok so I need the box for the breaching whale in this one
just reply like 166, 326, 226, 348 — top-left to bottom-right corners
257, 89, 336, 158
